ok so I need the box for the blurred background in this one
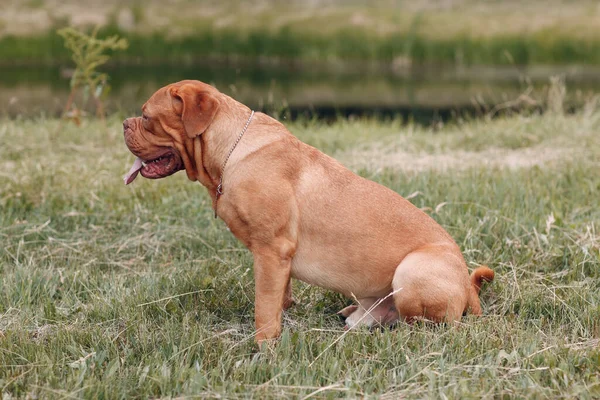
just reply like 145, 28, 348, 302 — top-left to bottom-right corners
2, 0, 600, 123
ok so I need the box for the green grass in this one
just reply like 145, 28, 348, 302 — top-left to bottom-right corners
1, 111, 599, 398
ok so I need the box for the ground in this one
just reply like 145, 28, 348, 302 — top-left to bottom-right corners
0, 107, 599, 397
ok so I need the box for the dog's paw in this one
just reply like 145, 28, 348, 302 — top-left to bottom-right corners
256, 337, 279, 355
337, 304, 358, 318
283, 297, 297, 310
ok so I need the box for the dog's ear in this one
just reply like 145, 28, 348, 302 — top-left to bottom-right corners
171, 84, 220, 138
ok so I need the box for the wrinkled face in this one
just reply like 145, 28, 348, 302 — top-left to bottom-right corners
122, 80, 220, 184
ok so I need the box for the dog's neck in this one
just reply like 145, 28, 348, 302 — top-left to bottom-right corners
202, 100, 254, 185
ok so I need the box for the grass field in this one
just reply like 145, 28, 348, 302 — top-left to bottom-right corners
1, 107, 599, 397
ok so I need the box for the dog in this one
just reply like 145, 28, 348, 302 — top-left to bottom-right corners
123, 80, 494, 342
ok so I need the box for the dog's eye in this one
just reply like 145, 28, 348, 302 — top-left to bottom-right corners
142, 114, 149, 121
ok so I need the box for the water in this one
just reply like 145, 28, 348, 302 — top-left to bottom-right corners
2, 62, 600, 123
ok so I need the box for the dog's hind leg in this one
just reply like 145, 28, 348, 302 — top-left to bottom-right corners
392, 244, 470, 323
341, 296, 399, 329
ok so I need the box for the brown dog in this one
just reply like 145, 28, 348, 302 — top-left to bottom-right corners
123, 80, 494, 342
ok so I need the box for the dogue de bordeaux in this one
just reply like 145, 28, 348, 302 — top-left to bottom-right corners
123, 80, 494, 342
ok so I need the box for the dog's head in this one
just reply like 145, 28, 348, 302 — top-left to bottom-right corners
123, 80, 220, 184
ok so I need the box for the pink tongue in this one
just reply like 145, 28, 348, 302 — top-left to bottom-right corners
124, 157, 143, 185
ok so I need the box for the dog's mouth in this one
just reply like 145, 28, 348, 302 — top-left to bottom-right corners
123, 150, 184, 185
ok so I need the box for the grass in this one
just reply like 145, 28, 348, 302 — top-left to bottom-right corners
1, 109, 600, 398
3, 0, 600, 66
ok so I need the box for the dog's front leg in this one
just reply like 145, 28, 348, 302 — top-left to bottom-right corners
252, 246, 293, 343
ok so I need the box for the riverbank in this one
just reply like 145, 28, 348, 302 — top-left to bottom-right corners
1, 63, 597, 121
2, 0, 600, 67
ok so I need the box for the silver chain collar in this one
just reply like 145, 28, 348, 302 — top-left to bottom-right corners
214, 110, 254, 218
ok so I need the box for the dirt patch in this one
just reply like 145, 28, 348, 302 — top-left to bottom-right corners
338, 143, 572, 173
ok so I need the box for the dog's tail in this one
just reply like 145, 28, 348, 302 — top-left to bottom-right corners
468, 266, 495, 315
471, 266, 495, 294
